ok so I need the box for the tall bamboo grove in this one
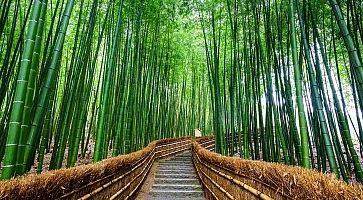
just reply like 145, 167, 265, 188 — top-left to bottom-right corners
0, 0, 363, 183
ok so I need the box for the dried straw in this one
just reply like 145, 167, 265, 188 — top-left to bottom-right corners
193, 141, 363, 200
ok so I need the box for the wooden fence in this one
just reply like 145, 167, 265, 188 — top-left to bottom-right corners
0, 137, 192, 200
192, 138, 363, 200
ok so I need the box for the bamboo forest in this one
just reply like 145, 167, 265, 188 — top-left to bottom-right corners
1, 0, 363, 198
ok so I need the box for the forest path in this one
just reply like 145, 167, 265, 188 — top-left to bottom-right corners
140, 151, 205, 200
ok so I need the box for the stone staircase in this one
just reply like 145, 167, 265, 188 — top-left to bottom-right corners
147, 151, 204, 200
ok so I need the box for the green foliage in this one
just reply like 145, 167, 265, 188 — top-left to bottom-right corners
0, 0, 362, 184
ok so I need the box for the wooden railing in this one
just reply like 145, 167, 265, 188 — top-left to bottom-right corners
197, 136, 215, 152
192, 145, 276, 200
192, 138, 363, 200
155, 138, 192, 159
0, 137, 192, 200
3, 136, 360, 200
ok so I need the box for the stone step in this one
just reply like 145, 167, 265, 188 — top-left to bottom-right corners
157, 169, 196, 175
159, 160, 193, 164
165, 157, 192, 161
145, 151, 204, 200
149, 190, 204, 199
147, 197, 204, 200
158, 163, 193, 168
159, 160, 192, 163
173, 155, 192, 158
173, 154, 192, 158
164, 159, 192, 163
172, 156, 192, 158
162, 159, 191, 162
154, 178, 200, 185
158, 165, 194, 170
152, 184, 202, 191
155, 173, 197, 179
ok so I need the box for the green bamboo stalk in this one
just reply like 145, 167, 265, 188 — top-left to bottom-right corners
329, 0, 363, 108
1, 0, 43, 180
17, 0, 47, 175
94, 0, 124, 161
22, 0, 75, 172
288, 0, 310, 169
311, 12, 363, 181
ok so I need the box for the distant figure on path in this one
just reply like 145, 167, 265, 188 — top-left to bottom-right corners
194, 128, 202, 137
